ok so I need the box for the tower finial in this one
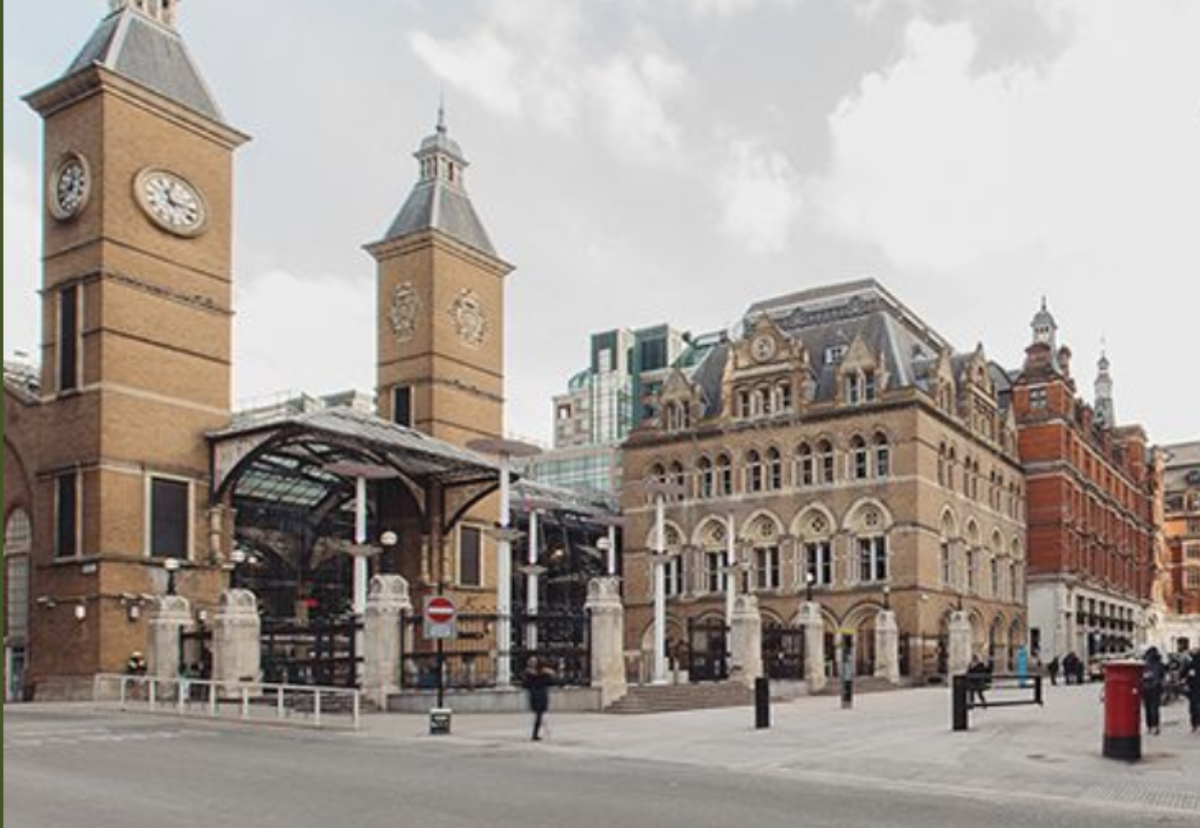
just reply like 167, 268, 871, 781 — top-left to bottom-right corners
436, 90, 446, 135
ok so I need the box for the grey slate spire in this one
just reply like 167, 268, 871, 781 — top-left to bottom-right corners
1094, 347, 1115, 428
62, 0, 223, 122
380, 110, 498, 257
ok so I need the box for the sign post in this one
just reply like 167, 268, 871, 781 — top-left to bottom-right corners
424, 596, 457, 735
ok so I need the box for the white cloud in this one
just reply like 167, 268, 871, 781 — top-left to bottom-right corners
588, 52, 686, 163
667, 0, 799, 17
3, 151, 41, 360
815, 3, 1200, 278
716, 138, 802, 255
233, 270, 374, 407
409, 4, 687, 164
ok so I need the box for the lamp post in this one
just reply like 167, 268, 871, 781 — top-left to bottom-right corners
883, 584, 891, 611
163, 557, 181, 596
228, 547, 246, 590
805, 569, 815, 604
639, 478, 685, 685
468, 437, 542, 687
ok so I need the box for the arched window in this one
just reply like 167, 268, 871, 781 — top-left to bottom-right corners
776, 382, 793, 413
873, 432, 890, 478
850, 435, 869, 480
5, 509, 32, 648
697, 457, 714, 499
666, 402, 689, 432
746, 516, 781, 591
755, 387, 770, 417
700, 520, 728, 594
938, 442, 947, 487
746, 450, 764, 493
662, 525, 685, 597
797, 442, 814, 487
716, 453, 733, 496
939, 513, 956, 588
765, 447, 783, 490
737, 389, 752, 418
801, 511, 833, 588
854, 505, 889, 583
817, 439, 835, 485
647, 463, 666, 503
669, 461, 686, 500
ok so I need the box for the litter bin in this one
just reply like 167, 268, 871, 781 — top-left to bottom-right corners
1102, 661, 1141, 761
429, 707, 452, 736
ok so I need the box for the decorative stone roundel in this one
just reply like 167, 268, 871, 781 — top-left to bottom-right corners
448, 288, 487, 347
389, 282, 421, 343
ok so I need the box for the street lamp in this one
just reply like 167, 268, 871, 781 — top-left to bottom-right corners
805, 569, 815, 604
883, 584, 891, 611
163, 557, 181, 596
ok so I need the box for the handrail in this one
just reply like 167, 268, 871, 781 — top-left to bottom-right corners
92, 674, 360, 730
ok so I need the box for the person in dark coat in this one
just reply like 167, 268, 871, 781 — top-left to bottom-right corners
967, 656, 990, 708
1047, 656, 1060, 686
1183, 649, 1200, 733
1142, 647, 1166, 736
522, 657, 555, 741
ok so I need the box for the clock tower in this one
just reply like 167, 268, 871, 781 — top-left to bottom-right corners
367, 110, 512, 447
21, 0, 248, 695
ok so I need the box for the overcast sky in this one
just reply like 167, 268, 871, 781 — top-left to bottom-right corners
5, 0, 1198, 446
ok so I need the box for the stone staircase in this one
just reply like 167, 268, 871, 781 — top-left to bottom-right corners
606, 681, 755, 714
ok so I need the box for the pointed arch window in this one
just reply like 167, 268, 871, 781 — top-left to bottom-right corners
697, 457, 714, 499
874, 433, 891, 478
746, 450, 764, 493
798, 442, 814, 487
776, 381, 793, 413
716, 454, 733, 496
817, 440, 835, 485
766, 447, 783, 490
850, 435, 869, 480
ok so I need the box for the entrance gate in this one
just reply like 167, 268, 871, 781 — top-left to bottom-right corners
763, 626, 805, 680
261, 617, 360, 688
687, 616, 729, 682
512, 608, 591, 686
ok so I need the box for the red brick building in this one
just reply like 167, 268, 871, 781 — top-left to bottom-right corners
1158, 442, 1200, 650
1009, 302, 1159, 661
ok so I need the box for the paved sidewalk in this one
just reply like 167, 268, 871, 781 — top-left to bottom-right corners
357, 683, 1200, 817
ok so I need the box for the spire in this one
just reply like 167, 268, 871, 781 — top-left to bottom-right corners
375, 111, 497, 256
1094, 345, 1115, 428
1031, 297, 1057, 349
109, 0, 178, 29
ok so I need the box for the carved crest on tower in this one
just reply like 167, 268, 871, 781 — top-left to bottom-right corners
448, 288, 487, 348
389, 282, 421, 343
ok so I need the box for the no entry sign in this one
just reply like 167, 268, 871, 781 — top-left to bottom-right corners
424, 596, 457, 640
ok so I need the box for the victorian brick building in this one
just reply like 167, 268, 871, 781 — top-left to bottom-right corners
620, 280, 1027, 682
1158, 441, 1200, 650
1010, 302, 1159, 661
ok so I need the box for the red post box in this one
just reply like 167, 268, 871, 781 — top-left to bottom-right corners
1103, 660, 1142, 761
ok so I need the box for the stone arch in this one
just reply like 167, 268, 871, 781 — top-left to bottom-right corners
643, 519, 686, 551
842, 497, 894, 533
939, 506, 960, 539
691, 515, 728, 549
791, 503, 837, 540
741, 509, 784, 542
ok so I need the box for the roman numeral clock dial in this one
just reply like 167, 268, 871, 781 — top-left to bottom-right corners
134, 167, 208, 237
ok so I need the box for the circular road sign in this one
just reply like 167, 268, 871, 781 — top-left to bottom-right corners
426, 596, 456, 625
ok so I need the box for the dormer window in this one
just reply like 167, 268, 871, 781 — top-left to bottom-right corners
863, 370, 877, 401
825, 345, 847, 365
1030, 387, 1048, 409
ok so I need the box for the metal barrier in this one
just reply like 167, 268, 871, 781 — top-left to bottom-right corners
952, 673, 1043, 731
92, 674, 360, 730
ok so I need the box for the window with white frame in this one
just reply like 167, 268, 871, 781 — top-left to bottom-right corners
850, 435, 869, 480
845, 373, 862, 405
706, 550, 728, 594
5, 510, 32, 643
698, 457, 714, 499
966, 549, 978, 594
665, 555, 685, 597
746, 450, 764, 493
863, 370, 877, 401
874, 433, 890, 478
458, 525, 483, 587
716, 454, 733, 495
805, 541, 832, 587
857, 536, 888, 583
798, 443, 814, 487
940, 540, 953, 587
766, 448, 783, 490
990, 556, 1000, 598
754, 546, 781, 591
817, 440, 835, 484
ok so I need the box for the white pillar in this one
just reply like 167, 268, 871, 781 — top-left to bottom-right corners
799, 600, 826, 693
874, 610, 900, 684
653, 494, 668, 685
586, 577, 628, 707
730, 593, 763, 687
212, 589, 261, 697
725, 513, 737, 629
363, 575, 412, 708
352, 476, 369, 686
949, 610, 973, 677
148, 595, 191, 681
527, 509, 539, 651
497, 454, 513, 686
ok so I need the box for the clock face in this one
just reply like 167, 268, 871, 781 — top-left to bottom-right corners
49, 153, 90, 220
751, 334, 777, 363
134, 168, 208, 237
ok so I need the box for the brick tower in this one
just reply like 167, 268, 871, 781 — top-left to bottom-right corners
20, 0, 248, 696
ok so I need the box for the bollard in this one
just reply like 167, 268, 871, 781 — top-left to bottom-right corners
755, 677, 770, 729
952, 674, 969, 731
1102, 661, 1142, 761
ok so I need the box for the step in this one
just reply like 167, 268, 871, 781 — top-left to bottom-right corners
606, 682, 754, 714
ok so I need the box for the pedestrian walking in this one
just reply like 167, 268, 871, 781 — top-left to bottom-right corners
967, 656, 990, 708
1142, 647, 1166, 736
1183, 648, 1200, 733
1047, 656, 1060, 686
522, 656, 555, 741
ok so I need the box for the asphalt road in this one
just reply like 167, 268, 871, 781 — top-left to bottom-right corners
4, 707, 1193, 828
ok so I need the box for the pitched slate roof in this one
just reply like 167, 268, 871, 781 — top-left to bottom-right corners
65, 7, 223, 122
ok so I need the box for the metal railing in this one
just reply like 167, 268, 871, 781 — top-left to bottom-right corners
93, 674, 360, 730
